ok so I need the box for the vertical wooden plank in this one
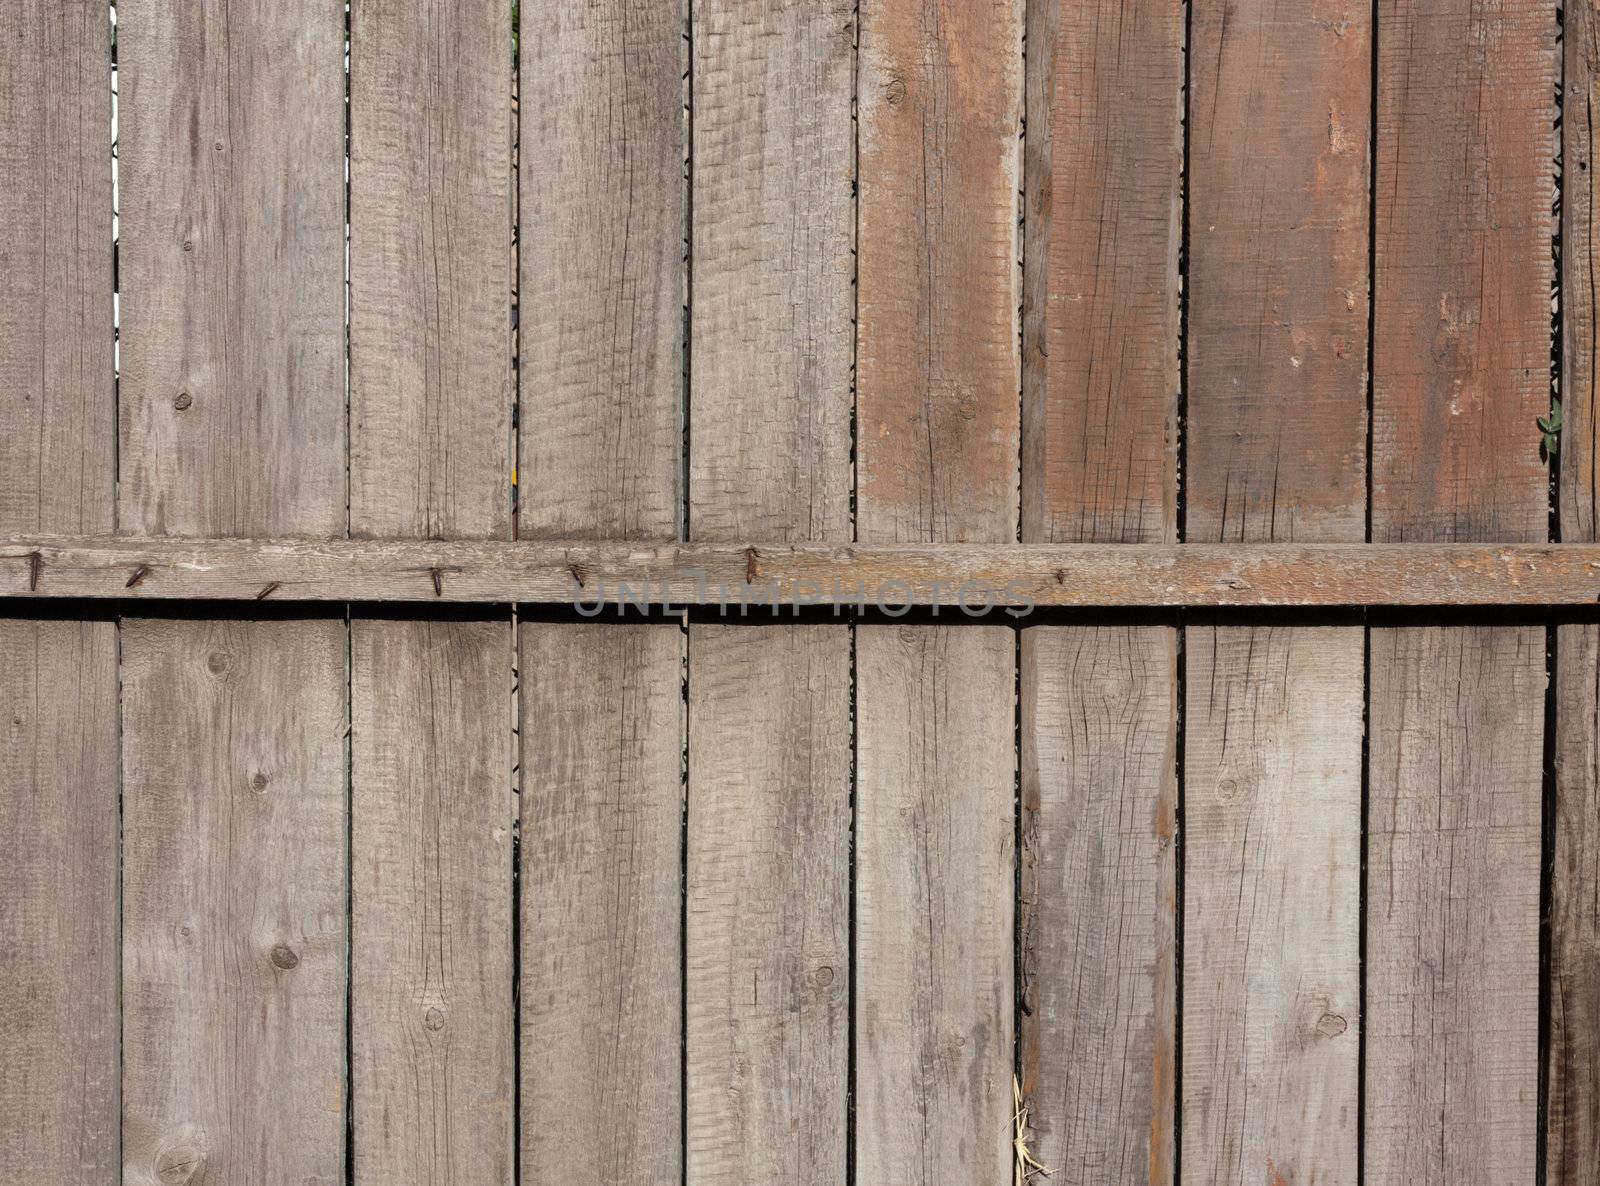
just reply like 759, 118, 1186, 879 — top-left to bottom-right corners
857, 0, 1022, 546
686, 1, 854, 1180
0, 615, 119, 1182
1019, 627, 1177, 1184
855, 625, 1016, 1185
1187, 0, 1371, 544
1366, 624, 1545, 1181
1021, 0, 1181, 548
519, 2, 688, 1181
1370, 1, 1555, 1180
0, 1, 117, 1180
347, 4, 515, 1181
521, 623, 683, 1185
121, 615, 348, 1184
118, 0, 347, 1179
1183, 623, 1363, 1183
856, 3, 1021, 1181
521, 0, 685, 540
118, 0, 345, 539
1018, 0, 1181, 1179
686, 624, 852, 1181
1181, 3, 1370, 1182
350, 617, 513, 1185
1553, 10, 1600, 1180
350, 0, 512, 541
689, 0, 854, 542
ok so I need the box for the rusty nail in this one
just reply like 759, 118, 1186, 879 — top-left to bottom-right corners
430, 567, 443, 597
568, 564, 586, 589
27, 550, 42, 592
126, 565, 149, 589
255, 581, 280, 600
1054, 569, 1067, 585
745, 546, 760, 584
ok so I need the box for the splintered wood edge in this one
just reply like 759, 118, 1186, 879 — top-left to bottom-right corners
3, 536, 1600, 607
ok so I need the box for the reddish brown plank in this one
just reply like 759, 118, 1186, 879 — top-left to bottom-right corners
1187, 0, 1370, 544
1022, 0, 1181, 547
857, 0, 1022, 545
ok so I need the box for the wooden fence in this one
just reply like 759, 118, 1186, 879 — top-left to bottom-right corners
2, 0, 1596, 1183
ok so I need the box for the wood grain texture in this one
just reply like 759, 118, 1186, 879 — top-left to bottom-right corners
521, 622, 683, 1186
1019, 625, 1176, 1184
1552, 8, 1600, 1180
1368, 2, 1554, 1178
1552, 620, 1600, 1183
121, 615, 347, 1185
1182, 3, 1368, 1179
350, 0, 512, 540
856, 624, 1016, 1185
0, 0, 113, 536
1372, 0, 1556, 544
858, 0, 1022, 544
1018, 2, 1180, 1176
521, 0, 684, 540
688, 0, 854, 543
686, 624, 850, 1183
19, 536, 1600, 605
0, 615, 119, 1183
118, 4, 348, 1179
351, 617, 514, 1185
1187, 0, 1370, 543
0, 2, 117, 1179
1021, 0, 1181, 546
1564, 0, 1600, 546
118, 0, 344, 538
1366, 623, 1545, 1184
1183, 624, 1361, 1184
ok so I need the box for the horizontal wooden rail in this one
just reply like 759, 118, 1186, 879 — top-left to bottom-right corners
4, 536, 1600, 608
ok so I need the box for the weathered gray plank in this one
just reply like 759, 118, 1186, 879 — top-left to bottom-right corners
118, 1, 348, 1178
118, 0, 345, 539
1020, 626, 1176, 1184
0, 616, 119, 1182
121, 615, 347, 1184
518, 4, 688, 1179
1366, 623, 1545, 1183
347, 4, 516, 1179
520, 622, 683, 1185
0, 1, 117, 1180
1368, 1, 1555, 1179
1182, 2, 1369, 1180
0, 0, 114, 536
686, 3, 853, 1178
350, 0, 512, 541
520, 0, 684, 540
854, 7, 1021, 1180
1183, 624, 1362, 1183
351, 616, 514, 1185
855, 624, 1016, 1185
1018, 0, 1180, 1175
685, 623, 851, 1182
688, 0, 853, 543
1551, 5, 1600, 1179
